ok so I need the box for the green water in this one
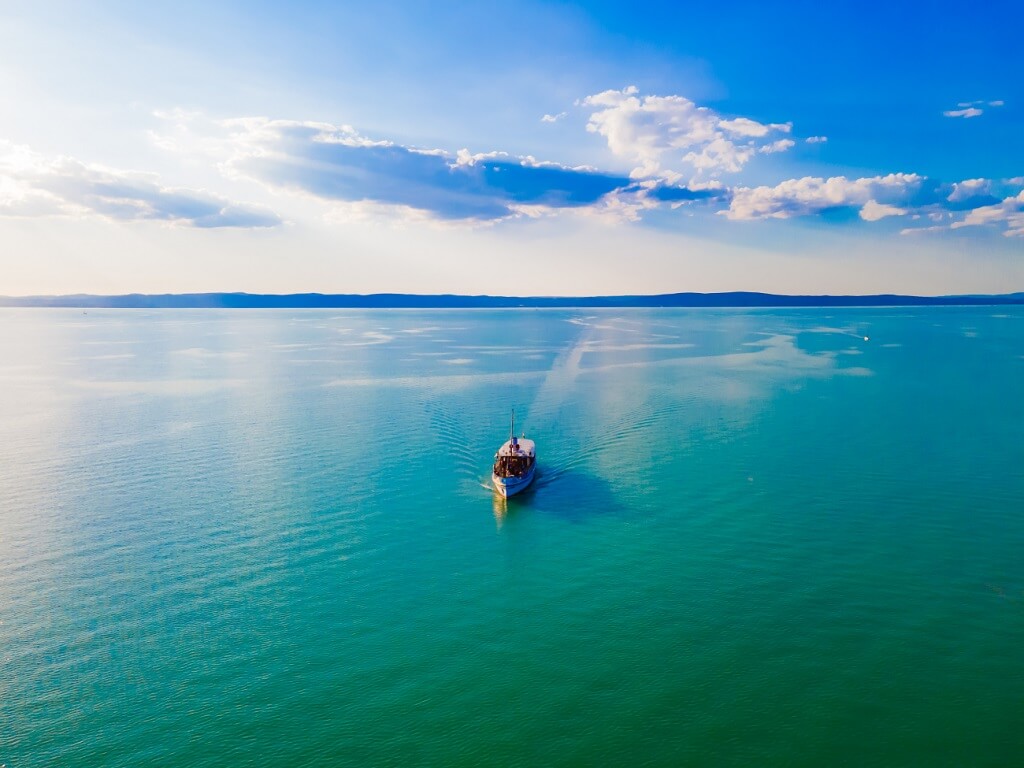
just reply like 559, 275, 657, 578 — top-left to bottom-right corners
1, 307, 1022, 766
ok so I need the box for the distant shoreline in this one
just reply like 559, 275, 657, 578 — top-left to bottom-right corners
1, 291, 1023, 309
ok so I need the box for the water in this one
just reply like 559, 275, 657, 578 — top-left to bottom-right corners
1, 307, 1022, 766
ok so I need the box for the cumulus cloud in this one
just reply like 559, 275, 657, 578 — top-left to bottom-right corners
950, 191, 1024, 237
723, 173, 1016, 230
0, 139, 280, 227
892, 177, 1024, 235
718, 117, 792, 138
723, 174, 923, 220
860, 200, 907, 221
940, 178, 1001, 212
805, 136, 828, 144
541, 112, 567, 123
579, 85, 794, 180
453, 149, 509, 167
947, 178, 992, 202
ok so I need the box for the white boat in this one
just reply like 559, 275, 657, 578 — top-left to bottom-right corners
491, 412, 536, 498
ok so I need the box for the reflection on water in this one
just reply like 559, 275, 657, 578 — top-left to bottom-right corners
492, 492, 508, 527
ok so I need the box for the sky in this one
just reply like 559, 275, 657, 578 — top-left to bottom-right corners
0, 0, 1021, 296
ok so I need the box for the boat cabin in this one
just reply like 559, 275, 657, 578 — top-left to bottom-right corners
492, 436, 536, 478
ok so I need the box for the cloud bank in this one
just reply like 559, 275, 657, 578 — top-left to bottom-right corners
951, 191, 1024, 237
156, 115, 725, 224
126, 94, 1024, 238
724, 174, 923, 221
223, 119, 642, 221
0, 140, 280, 228
721, 173, 1021, 235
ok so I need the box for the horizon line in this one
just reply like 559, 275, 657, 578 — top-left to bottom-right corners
2, 290, 1023, 309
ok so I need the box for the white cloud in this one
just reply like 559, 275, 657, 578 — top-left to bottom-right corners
900, 225, 947, 235
724, 172, 1015, 233
153, 115, 637, 223
759, 139, 796, 154
805, 136, 828, 144
541, 112, 567, 123
579, 85, 794, 180
947, 178, 991, 202
0, 139, 280, 227
510, 184, 663, 224
944, 107, 983, 118
454, 149, 509, 167
723, 173, 923, 220
146, 109, 1018, 236
860, 200, 907, 221
718, 117, 792, 138
958, 100, 1005, 109
950, 191, 1024, 237
683, 137, 755, 174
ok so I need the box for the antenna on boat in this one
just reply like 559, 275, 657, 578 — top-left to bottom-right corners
510, 409, 515, 445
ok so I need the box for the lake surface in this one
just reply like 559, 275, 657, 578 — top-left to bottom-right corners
2, 307, 1022, 766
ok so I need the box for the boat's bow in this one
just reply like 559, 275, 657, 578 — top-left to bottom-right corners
491, 431, 537, 498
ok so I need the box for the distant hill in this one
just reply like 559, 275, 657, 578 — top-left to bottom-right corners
1, 291, 1023, 308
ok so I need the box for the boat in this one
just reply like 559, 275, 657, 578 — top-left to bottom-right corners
491, 411, 536, 498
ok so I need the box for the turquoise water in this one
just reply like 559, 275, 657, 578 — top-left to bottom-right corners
1, 307, 1022, 766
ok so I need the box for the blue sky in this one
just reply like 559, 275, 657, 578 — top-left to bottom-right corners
1, 0, 1021, 295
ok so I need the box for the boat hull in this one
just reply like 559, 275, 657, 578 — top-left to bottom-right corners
492, 464, 536, 498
